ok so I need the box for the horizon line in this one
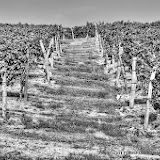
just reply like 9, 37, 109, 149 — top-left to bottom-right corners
0, 19, 160, 27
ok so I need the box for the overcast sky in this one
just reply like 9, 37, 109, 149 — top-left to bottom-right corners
0, 0, 159, 27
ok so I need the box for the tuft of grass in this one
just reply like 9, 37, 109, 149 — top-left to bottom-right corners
64, 153, 109, 160
54, 71, 109, 82
55, 64, 94, 73
0, 151, 32, 160
100, 123, 125, 137
138, 142, 160, 155
36, 85, 112, 99
35, 102, 63, 110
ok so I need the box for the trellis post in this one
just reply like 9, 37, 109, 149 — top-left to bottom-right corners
144, 66, 157, 130
24, 48, 30, 104
112, 54, 116, 73
71, 27, 75, 40
115, 60, 121, 87
129, 57, 137, 108
118, 44, 128, 92
39, 39, 52, 83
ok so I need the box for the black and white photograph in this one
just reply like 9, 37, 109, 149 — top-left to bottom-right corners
0, 0, 160, 159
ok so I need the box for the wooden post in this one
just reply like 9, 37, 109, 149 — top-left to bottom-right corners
50, 38, 55, 68
19, 67, 25, 102
111, 47, 117, 74
144, 66, 157, 130
39, 39, 46, 54
115, 60, 121, 87
112, 54, 115, 67
19, 67, 25, 112
63, 34, 65, 40
101, 37, 105, 58
129, 57, 137, 108
104, 64, 109, 75
56, 33, 62, 56
71, 27, 75, 40
118, 44, 128, 92
49, 54, 54, 68
57, 33, 62, 54
39, 39, 51, 83
62, 28, 66, 41
95, 24, 99, 52
99, 35, 103, 57
104, 48, 109, 74
55, 35, 61, 58
47, 37, 54, 58
54, 36, 57, 52
95, 24, 98, 40
24, 48, 30, 104
86, 33, 89, 39
55, 36, 58, 52
49, 37, 55, 68
2, 68, 7, 120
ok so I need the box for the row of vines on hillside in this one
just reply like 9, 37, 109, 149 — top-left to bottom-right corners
98, 21, 160, 129
0, 24, 62, 122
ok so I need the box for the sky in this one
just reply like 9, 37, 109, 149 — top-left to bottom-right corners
0, 0, 159, 27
